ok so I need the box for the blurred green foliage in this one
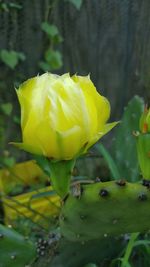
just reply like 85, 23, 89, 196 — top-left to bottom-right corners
39, 22, 63, 72
0, 50, 26, 69
65, 0, 83, 10
0, 2, 22, 12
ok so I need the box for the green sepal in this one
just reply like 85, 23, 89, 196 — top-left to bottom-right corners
137, 133, 150, 180
49, 159, 75, 198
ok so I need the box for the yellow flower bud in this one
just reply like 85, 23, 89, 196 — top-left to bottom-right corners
14, 73, 117, 160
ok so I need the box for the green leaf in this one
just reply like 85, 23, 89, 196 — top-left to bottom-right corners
53, 34, 63, 44
0, 3, 9, 12
121, 233, 139, 267
45, 49, 63, 70
0, 50, 18, 69
31, 190, 56, 200
0, 50, 25, 69
13, 115, 20, 124
9, 3, 22, 9
65, 0, 83, 10
1, 103, 13, 116
3, 157, 16, 167
96, 143, 120, 180
41, 22, 59, 37
17, 52, 26, 61
39, 61, 51, 72
39, 50, 63, 71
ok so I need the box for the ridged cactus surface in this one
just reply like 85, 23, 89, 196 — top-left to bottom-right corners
60, 180, 150, 241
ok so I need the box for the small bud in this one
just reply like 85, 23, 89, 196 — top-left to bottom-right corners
137, 134, 150, 180
136, 106, 150, 180
139, 105, 150, 134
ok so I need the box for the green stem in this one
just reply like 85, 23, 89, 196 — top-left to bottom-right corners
96, 143, 120, 180
49, 159, 75, 198
121, 232, 139, 267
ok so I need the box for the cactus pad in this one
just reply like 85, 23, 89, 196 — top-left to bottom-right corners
60, 180, 150, 241
0, 224, 36, 267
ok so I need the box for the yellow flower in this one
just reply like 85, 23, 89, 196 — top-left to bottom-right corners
14, 73, 117, 160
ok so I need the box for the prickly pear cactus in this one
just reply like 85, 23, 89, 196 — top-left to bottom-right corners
136, 134, 150, 180
33, 234, 124, 267
111, 96, 144, 182
0, 224, 36, 267
60, 180, 150, 241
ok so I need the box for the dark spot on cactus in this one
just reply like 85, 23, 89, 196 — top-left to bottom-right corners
116, 179, 126, 186
138, 193, 147, 201
49, 233, 56, 239
142, 179, 150, 188
80, 214, 86, 220
0, 233, 4, 239
99, 189, 109, 197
